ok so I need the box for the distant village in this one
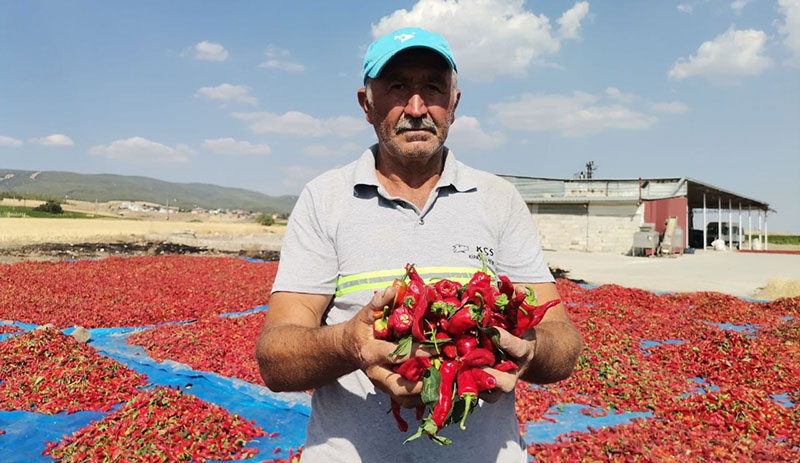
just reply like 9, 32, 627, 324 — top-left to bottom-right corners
116, 201, 283, 221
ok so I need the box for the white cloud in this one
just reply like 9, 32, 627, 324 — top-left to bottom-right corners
490, 91, 657, 137
264, 44, 290, 59
194, 41, 229, 62
778, 0, 800, 67
677, 4, 694, 14
668, 28, 772, 82
89, 137, 194, 163
259, 44, 305, 72
651, 101, 689, 113
231, 111, 367, 138
605, 87, 637, 103
29, 133, 74, 146
282, 165, 324, 190
731, 0, 755, 14
447, 116, 507, 150
303, 142, 362, 158
371, 0, 589, 82
195, 83, 257, 105
0, 136, 23, 147
202, 138, 271, 156
259, 60, 305, 72
557, 1, 590, 39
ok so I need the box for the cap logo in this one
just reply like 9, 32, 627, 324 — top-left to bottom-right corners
393, 32, 415, 43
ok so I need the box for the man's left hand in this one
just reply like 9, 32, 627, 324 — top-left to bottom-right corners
476, 326, 535, 403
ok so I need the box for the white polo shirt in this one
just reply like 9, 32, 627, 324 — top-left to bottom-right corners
272, 145, 553, 463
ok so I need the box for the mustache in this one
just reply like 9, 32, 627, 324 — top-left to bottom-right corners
395, 116, 437, 134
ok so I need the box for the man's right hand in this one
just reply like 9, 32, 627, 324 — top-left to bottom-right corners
344, 286, 431, 408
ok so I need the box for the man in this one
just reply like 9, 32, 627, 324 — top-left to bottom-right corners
255, 27, 583, 462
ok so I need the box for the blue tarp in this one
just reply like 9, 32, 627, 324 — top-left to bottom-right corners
0, 316, 310, 463
0, 284, 794, 461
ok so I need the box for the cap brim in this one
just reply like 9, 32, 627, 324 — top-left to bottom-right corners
363, 45, 456, 83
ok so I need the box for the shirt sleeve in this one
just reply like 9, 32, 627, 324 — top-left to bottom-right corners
271, 185, 339, 295
494, 186, 554, 284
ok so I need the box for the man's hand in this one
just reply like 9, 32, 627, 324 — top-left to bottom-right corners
344, 286, 432, 408
477, 326, 535, 403
478, 282, 583, 402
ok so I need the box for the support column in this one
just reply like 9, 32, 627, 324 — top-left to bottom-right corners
738, 203, 742, 250
728, 199, 733, 250
765, 211, 769, 251
718, 197, 722, 243
758, 211, 763, 250
703, 194, 707, 250
685, 201, 689, 249
748, 206, 752, 250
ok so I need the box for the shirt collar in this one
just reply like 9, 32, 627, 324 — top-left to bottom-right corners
352, 145, 477, 192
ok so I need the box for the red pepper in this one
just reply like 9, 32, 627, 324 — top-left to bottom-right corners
388, 306, 413, 338
494, 359, 518, 372
415, 405, 425, 421
455, 335, 478, 357
433, 279, 461, 299
513, 299, 561, 337
479, 330, 494, 350
471, 369, 497, 392
497, 275, 515, 299
461, 348, 495, 367
411, 285, 436, 341
393, 357, 432, 381
456, 368, 478, 430
391, 265, 414, 308
446, 307, 477, 336
373, 318, 389, 340
390, 399, 408, 432
432, 360, 458, 429
467, 271, 492, 289
407, 265, 425, 286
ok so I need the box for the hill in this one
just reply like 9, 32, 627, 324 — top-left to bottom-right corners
0, 169, 297, 214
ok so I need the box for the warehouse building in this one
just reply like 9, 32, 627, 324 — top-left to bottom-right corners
500, 176, 771, 254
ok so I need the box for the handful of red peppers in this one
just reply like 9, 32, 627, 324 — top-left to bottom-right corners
372, 261, 560, 445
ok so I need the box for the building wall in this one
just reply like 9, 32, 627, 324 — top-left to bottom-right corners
529, 202, 644, 254
644, 197, 688, 249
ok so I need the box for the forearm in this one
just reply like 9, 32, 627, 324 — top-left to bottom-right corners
256, 322, 358, 392
519, 320, 583, 384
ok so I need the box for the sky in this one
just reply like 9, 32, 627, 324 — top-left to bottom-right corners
1, 0, 799, 232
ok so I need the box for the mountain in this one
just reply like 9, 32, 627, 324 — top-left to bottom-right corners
0, 169, 297, 214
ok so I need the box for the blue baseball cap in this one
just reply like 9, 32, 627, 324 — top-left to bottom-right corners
362, 27, 457, 83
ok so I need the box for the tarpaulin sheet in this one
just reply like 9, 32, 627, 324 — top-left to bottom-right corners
0, 318, 310, 462
0, 286, 791, 461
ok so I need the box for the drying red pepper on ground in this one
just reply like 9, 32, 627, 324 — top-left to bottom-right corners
373, 260, 559, 444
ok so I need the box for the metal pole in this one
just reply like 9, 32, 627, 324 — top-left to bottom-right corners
748, 206, 752, 250
685, 201, 689, 249
703, 194, 707, 250
728, 199, 733, 251
738, 203, 742, 250
764, 211, 768, 251
758, 211, 762, 250
718, 197, 722, 243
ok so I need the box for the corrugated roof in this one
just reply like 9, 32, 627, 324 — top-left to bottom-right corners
498, 175, 770, 211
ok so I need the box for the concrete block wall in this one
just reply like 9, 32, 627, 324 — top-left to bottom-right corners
530, 203, 644, 254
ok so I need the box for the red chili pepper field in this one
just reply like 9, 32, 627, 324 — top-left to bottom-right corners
1, 255, 798, 462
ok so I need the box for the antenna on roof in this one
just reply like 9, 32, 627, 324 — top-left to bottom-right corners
574, 161, 597, 179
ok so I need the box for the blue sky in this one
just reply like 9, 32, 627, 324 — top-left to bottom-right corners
1, 0, 799, 232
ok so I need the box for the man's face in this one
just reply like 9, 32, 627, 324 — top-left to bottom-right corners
360, 49, 460, 163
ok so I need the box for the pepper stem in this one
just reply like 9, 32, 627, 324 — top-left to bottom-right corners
459, 394, 475, 430
478, 253, 487, 274
401, 263, 414, 282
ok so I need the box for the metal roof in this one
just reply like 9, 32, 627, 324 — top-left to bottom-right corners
498, 175, 771, 211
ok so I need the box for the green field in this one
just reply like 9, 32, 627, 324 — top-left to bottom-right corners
745, 234, 800, 245
0, 205, 106, 219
